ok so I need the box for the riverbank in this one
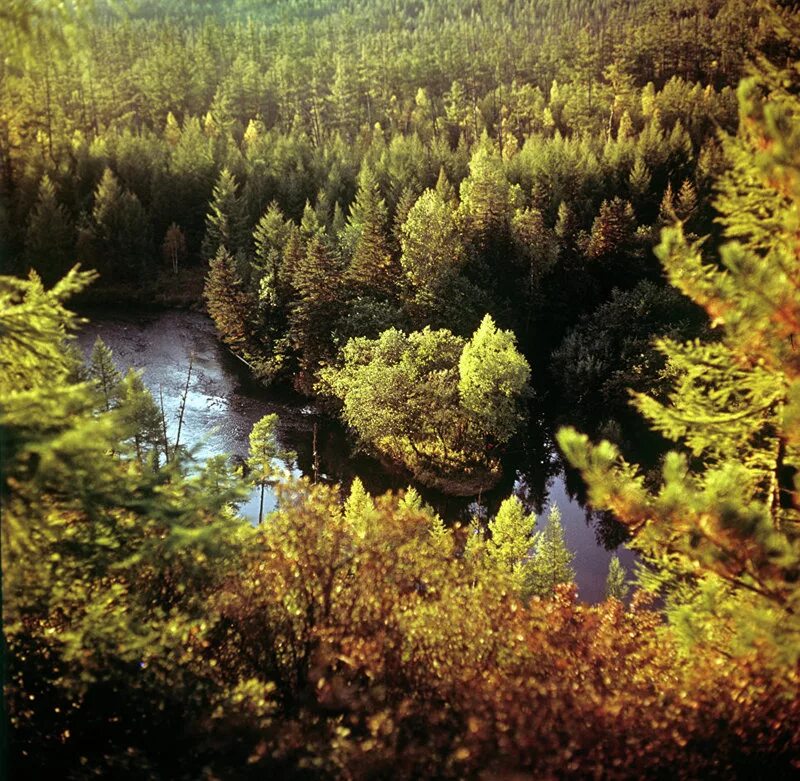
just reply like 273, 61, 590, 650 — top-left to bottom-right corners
77, 307, 636, 603
72, 266, 207, 310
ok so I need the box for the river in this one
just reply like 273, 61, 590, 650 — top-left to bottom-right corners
77, 308, 636, 603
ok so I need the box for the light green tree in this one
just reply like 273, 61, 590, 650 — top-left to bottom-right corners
117, 369, 164, 464
486, 496, 538, 594
399, 188, 465, 326
88, 336, 121, 413
605, 555, 629, 601
247, 413, 294, 524
525, 505, 575, 598
344, 477, 377, 540
202, 168, 248, 260
458, 314, 531, 444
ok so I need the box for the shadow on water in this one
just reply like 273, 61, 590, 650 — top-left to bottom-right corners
78, 308, 636, 603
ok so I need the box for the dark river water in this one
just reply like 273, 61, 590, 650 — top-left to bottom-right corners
77, 309, 635, 603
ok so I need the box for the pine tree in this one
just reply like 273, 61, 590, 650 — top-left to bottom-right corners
253, 202, 291, 309
605, 554, 629, 601
344, 477, 376, 540
88, 336, 121, 412
289, 236, 342, 391
343, 167, 395, 298
203, 246, 255, 354
247, 413, 292, 524
487, 496, 537, 568
117, 369, 164, 464
675, 178, 698, 223
585, 197, 636, 260
628, 157, 652, 200
458, 135, 516, 250
91, 168, 151, 281
202, 168, 247, 261
24, 175, 74, 284
526, 505, 575, 599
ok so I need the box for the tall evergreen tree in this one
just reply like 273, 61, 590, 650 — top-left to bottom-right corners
343, 167, 395, 298
91, 168, 151, 281
605, 554, 629, 601
24, 176, 74, 283
289, 235, 342, 391
202, 168, 248, 261
203, 246, 256, 355
88, 336, 121, 413
525, 505, 575, 598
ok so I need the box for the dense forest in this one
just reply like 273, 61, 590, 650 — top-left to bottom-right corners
1, 0, 775, 462
2, 0, 800, 778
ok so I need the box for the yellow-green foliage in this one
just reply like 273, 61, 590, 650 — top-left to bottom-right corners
559, 51, 800, 664
320, 316, 530, 493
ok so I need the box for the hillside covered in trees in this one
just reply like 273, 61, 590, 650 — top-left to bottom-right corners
2, 0, 800, 778
2, 0, 784, 457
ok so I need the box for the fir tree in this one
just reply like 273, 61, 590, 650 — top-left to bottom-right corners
88, 336, 121, 412
247, 413, 293, 524
526, 505, 575, 599
202, 168, 247, 261
605, 554, 629, 601
344, 477, 376, 540
117, 368, 164, 464
24, 175, 74, 284
203, 246, 255, 354
343, 167, 395, 298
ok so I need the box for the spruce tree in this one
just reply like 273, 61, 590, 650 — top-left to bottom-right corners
202, 168, 247, 261
88, 336, 121, 412
24, 175, 74, 284
247, 413, 293, 524
253, 202, 291, 309
525, 505, 575, 598
605, 555, 629, 601
203, 246, 255, 354
343, 167, 395, 298
289, 236, 342, 391
91, 168, 151, 281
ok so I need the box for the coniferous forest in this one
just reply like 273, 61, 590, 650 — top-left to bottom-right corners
2, 0, 800, 778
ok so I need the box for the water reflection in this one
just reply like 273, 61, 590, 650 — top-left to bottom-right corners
78, 309, 635, 602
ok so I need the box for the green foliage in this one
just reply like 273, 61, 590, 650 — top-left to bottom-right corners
605, 554, 630, 601
202, 167, 248, 260
2, 269, 249, 777
344, 167, 395, 298
321, 317, 530, 491
458, 314, 531, 445
525, 505, 576, 599
88, 336, 121, 412
247, 413, 294, 523
24, 176, 75, 284
90, 168, 152, 281
399, 188, 466, 328
203, 246, 257, 355
4, 267, 800, 778
559, 51, 800, 664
